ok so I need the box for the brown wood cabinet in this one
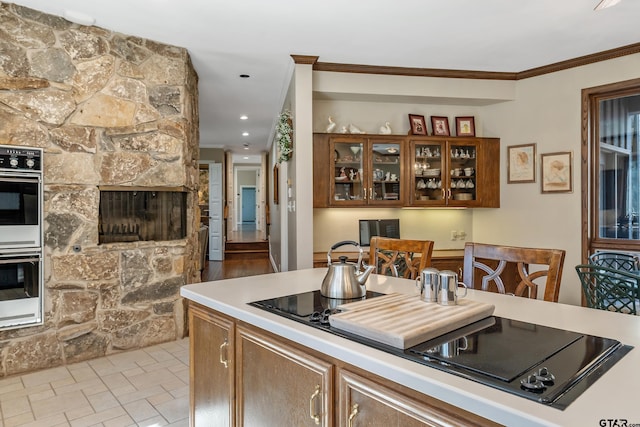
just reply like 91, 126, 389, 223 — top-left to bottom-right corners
338, 369, 493, 427
236, 325, 333, 426
188, 301, 500, 427
409, 136, 500, 208
314, 134, 407, 207
313, 133, 499, 208
189, 303, 235, 426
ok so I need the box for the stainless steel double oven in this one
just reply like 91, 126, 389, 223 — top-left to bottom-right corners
0, 145, 43, 329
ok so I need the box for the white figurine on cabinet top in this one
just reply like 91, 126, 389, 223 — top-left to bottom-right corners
326, 116, 337, 133
338, 125, 348, 134
379, 122, 392, 134
348, 123, 365, 134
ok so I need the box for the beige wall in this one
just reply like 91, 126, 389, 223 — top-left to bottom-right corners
310, 53, 640, 306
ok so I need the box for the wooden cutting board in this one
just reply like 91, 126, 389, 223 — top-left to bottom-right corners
329, 293, 495, 349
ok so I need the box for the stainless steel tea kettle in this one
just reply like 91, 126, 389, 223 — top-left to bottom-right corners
321, 240, 375, 299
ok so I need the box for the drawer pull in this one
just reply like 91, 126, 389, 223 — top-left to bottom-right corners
219, 340, 229, 368
309, 384, 321, 425
348, 403, 359, 427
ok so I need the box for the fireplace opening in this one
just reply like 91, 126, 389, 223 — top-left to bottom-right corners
99, 189, 187, 244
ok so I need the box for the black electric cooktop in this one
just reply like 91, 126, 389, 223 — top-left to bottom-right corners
249, 290, 632, 410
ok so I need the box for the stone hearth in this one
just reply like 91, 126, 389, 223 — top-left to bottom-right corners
0, 2, 200, 377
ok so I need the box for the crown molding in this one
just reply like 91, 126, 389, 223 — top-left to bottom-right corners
313, 62, 516, 80
517, 42, 640, 79
290, 55, 319, 65
312, 42, 640, 81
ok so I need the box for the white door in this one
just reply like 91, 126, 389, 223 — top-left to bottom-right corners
209, 163, 223, 261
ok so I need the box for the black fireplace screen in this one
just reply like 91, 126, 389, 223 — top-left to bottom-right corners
99, 190, 187, 244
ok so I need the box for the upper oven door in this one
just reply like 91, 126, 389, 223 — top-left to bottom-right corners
0, 173, 42, 249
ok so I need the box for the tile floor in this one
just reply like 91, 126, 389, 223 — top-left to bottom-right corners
0, 338, 190, 427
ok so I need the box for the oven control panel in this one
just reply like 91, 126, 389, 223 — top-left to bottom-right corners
0, 145, 42, 172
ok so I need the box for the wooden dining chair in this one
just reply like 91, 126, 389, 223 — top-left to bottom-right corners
462, 242, 566, 302
369, 237, 434, 279
575, 264, 640, 315
588, 251, 640, 272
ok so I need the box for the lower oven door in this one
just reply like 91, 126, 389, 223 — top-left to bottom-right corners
0, 250, 43, 329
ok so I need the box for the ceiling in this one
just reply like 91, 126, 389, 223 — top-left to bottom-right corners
7, 0, 640, 164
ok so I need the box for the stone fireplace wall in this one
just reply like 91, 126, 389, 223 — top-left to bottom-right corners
0, 3, 200, 376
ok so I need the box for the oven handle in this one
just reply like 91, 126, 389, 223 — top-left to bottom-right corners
0, 175, 41, 183
0, 256, 40, 265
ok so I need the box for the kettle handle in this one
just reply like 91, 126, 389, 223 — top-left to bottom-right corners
327, 240, 363, 269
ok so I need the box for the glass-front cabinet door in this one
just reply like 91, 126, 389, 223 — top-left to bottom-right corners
330, 137, 404, 206
448, 140, 478, 206
410, 140, 446, 205
331, 137, 365, 205
369, 140, 403, 206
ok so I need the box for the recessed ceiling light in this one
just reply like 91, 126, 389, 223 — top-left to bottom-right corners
240, 115, 248, 120
594, 0, 622, 10
239, 74, 250, 78
242, 132, 249, 136
243, 156, 249, 160
243, 143, 250, 150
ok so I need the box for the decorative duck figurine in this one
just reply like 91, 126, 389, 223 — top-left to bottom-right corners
326, 116, 337, 133
379, 122, 392, 134
348, 123, 365, 134
338, 125, 348, 134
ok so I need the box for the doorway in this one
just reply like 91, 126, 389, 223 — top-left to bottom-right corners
241, 186, 256, 224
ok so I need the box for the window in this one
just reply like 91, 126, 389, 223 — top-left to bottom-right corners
583, 79, 640, 257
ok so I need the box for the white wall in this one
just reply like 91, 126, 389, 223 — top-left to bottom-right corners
313, 208, 473, 253
310, 53, 640, 306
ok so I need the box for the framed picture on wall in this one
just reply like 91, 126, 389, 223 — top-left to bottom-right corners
408, 114, 427, 135
541, 151, 573, 193
507, 143, 536, 183
430, 116, 450, 136
273, 164, 279, 204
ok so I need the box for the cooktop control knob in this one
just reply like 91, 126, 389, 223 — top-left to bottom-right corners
520, 374, 546, 392
535, 367, 555, 383
9, 158, 18, 167
26, 158, 35, 168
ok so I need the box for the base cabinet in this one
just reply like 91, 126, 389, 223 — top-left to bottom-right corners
236, 325, 333, 426
188, 302, 500, 427
338, 369, 490, 427
189, 303, 235, 426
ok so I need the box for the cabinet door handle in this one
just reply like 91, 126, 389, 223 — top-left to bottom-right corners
363, 187, 367, 200
219, 339, 229, 368
447, 189, 451, 199
348, 403, 359, 427
309, 384, 321, 425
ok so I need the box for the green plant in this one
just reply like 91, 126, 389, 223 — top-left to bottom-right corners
276, 110, 292, 163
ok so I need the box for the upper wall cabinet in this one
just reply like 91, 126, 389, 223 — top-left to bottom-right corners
409, 136, 500, 208
314, 134, 499, 208
313, 135, 406, 207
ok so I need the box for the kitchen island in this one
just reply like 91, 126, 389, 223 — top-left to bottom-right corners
181, 268, 640, 426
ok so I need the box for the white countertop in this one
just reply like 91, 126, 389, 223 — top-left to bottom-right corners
181, 268, 640, 427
